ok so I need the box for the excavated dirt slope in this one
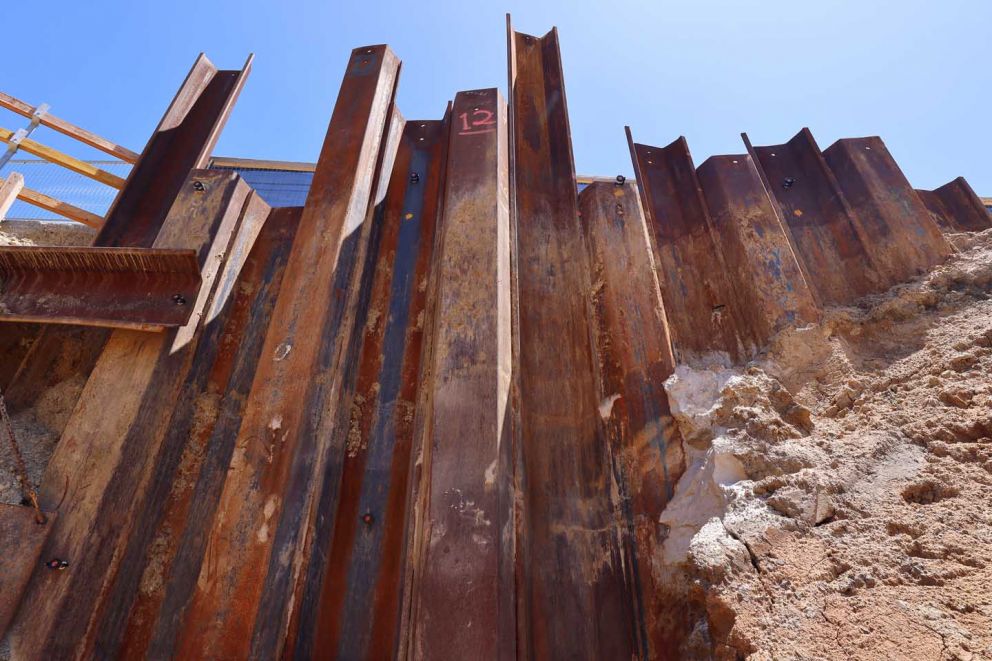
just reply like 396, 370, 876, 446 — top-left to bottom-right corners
1, 227, 990, 659
664, 229, 992, 659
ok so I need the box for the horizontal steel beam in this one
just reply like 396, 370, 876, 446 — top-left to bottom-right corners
0, 246, 200, 330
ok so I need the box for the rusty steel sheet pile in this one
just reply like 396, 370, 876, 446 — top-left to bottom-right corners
1, 18, 989, 660
916, 176, 992, 232
627, 132, 760, 365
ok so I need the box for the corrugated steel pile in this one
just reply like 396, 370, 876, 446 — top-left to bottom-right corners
1, 19, 990, 659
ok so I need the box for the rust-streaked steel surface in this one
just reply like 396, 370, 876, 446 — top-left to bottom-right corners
917, 176, 992, 232
823, 136, 952, 283
407, 88, 512, 660
1, 22, 987, 661
112, 206, 299, 658
629, 133, 757, 365
744, 128, 882, 305
0, 505, 53, 638
511, 25, 638, 659
292, 114, 448, 659
579, 180, 687, 658
6, 172, 259, 659
696, 153, 820, 337
0, 246, 200, 330
171, 45, 400, 659
279, 104, 407, 659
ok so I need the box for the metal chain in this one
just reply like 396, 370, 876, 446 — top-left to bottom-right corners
0, 388, 46, 523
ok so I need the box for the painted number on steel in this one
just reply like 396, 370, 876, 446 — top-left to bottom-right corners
458, 108, 496, 136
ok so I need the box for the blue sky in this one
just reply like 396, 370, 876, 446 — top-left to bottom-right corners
4, 0, 991, 192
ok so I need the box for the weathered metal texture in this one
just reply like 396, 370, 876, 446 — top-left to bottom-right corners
406, 89, 512, 660
0, 505, 53, 637
511, 26, 637, 659
744, 129, 882, 306
578, 180, 687, 658
87, 194, 273, 659
0, 53, 251, 422
109, 205, 299, 659
823, 136, 952, 283
98, 54, 252, 248
268, 120, 443, 658
169, 46, 400, 659
0, 246, 200, 330
282, 104, 407, 660
6, 172, 259, 658
628, 133, 758, 365
283, 116, 446, 660
696, 153, 820, 341
916, 177, 992, 232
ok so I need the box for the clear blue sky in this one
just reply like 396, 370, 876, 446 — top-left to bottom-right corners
4, 0, 991, 192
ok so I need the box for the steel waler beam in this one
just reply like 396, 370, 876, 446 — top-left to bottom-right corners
0, 53, 252, 414
6, 171, 261, 658
510, 22, 638, 658
743, 128, 882, 305
578, 180, 688, 658
696, 153, 820, 339
0, 246, 201, 329
627, 131, 758, 365
0, 55, 253, 331
823, 136, 953, 282
404, 89, 513, 660
916, 177, 992, 232
169, 46, 400, 659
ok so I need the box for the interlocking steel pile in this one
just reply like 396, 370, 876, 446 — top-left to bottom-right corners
1, 20, 989, 660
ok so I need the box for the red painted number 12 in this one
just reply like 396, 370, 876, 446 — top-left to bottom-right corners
459, 109, 496, 135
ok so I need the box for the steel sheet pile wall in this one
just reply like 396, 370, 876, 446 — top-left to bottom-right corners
628, 134, 759, 365
2, 21, 988, 661
916, 176, 992, 232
